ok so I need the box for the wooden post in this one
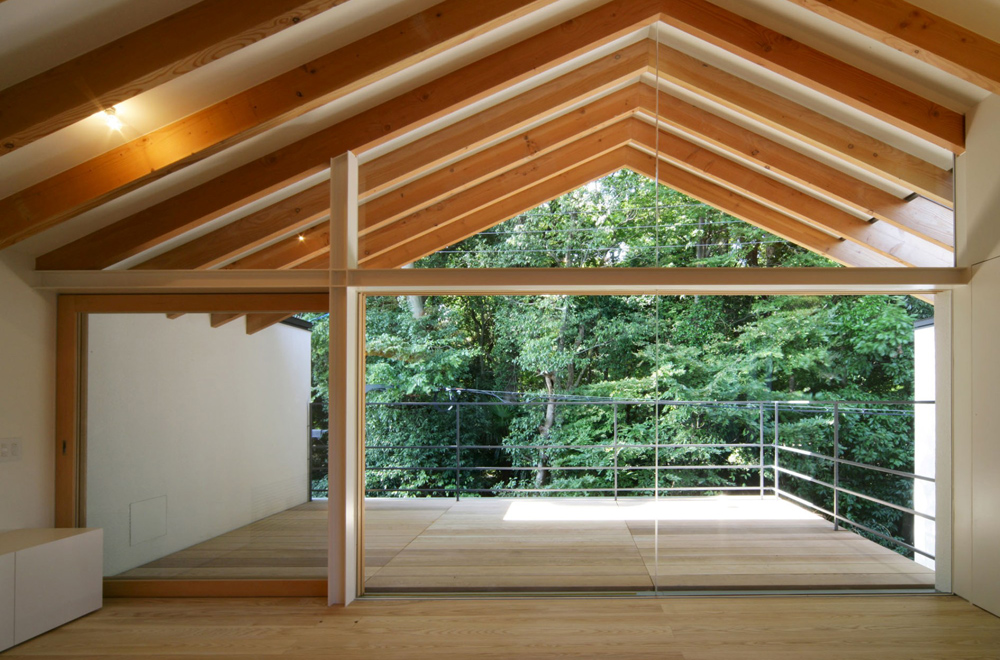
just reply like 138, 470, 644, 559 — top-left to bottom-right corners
328, 152, 361, 606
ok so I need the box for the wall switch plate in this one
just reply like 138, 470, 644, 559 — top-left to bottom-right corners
0, 438, 21, 462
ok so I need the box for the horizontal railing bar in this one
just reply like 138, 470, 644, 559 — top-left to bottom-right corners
366, 443, 763, 451
367, 399, 934, 406
369, 464, 762, 472
775, 466, 934, 521
776, 491, 934, 560
777, 445, 934, 483
365, 486, 775, 494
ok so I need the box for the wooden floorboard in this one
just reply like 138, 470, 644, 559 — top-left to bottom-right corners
109, 497, 934, 593
3, 596, 998, 659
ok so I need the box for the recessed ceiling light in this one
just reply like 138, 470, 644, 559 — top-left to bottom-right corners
104, 108, 123, 131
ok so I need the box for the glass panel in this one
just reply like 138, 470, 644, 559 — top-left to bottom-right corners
361, 294, 935, 595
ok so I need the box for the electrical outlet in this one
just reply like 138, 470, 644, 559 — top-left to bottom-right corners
0, 438, 21, 462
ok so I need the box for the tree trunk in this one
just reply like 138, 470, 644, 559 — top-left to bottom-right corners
535, 372, 557, 488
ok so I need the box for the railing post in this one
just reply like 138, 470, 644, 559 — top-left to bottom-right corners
455, 403, 461, 502
773, 402, 780, 496
613, 403, 619, 502
833, 402, 840, 531
759, 403, 765, 499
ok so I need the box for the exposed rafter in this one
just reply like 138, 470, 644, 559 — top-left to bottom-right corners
631, 86, 954, 248
629, 121, 952, 267
0, 0, 348, 154
32, 1, 660, 270
246, 313, 294, 335
361, 123, 632, 262
0, 0, 561, 251
653, 0, 964, 153
787, 0, 1000, 95
642, 41, 954, 205
135, 185, 329, 270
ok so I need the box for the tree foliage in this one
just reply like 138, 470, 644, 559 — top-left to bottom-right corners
304, 169, 934, 555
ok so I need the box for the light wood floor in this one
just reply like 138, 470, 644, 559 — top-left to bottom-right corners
4, 596, 999, 659
364, 497, 935, 592
112, 496, 934, 593
112, 501, 328, 580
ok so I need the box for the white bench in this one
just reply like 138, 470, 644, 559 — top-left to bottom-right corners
0, 528, 102, 651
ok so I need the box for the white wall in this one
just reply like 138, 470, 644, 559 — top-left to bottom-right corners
953, 94, 1000, 616
85, 313, 311, 576
0, 252, 56, 530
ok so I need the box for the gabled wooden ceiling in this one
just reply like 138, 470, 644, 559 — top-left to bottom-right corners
2, 0, 999, 331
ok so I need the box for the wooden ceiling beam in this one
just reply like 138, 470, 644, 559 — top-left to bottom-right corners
360, 122, 633, 263
643, 40, 954, 205
224, 222, 330, 270
625, 148, 897, 268
1, 0, 562, 252
787, 0, 1000, 95
633, 84, 954, 249
210, 313, 244, 328
134, 185, 329, 270
629, 120, 951, 267
246, 313, 294, 335
364, 148, 632, 269
654, 0, 964, 153
34, 2, 662, 271
0, 0, 347, 155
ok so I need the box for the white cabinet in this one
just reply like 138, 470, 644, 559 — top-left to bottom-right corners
0, 529, 102, 652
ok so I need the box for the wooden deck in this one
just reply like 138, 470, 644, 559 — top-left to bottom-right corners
5, 596, 999, 659
364, 497, 935, 593
111, 496, 934, 593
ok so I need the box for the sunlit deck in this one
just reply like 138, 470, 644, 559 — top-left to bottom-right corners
112, 496, 934, 593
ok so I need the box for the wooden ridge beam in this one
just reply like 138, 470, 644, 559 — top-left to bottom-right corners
34, 2, 664, 270
134, 185, 329, 270
654, 0, 964, 153
246, 313, 294, 335
787, 0, 1000, 95
225, 222, 330, 270
625, 148, 896, 268
643, 40, 954, 205
629, 120, 951, 267
0, 0, 347, 155
363, 148, 632, 269
632, 85, 954, 249
360, 121, 633, 263
362, 89, 641, 234
0, 0, 560, 252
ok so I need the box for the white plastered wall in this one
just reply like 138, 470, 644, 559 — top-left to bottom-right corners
0, 252, 56, 530
952, 93, 1000, 616
85, 313, 311, 576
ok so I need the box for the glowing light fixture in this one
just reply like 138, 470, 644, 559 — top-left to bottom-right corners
103, 108, 123, 131
298, 234, 306, 242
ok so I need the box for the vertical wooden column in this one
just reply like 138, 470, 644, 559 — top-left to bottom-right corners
328, 152, 361, 606
54, 296, 82, 528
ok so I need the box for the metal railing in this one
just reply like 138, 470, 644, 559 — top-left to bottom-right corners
322, 399, 937, 559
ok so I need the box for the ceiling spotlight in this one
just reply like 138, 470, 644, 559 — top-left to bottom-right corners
103, 108, 123, 131
298, 235, 305, 242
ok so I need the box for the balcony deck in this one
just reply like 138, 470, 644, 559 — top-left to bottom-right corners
111, 496, 934, 593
